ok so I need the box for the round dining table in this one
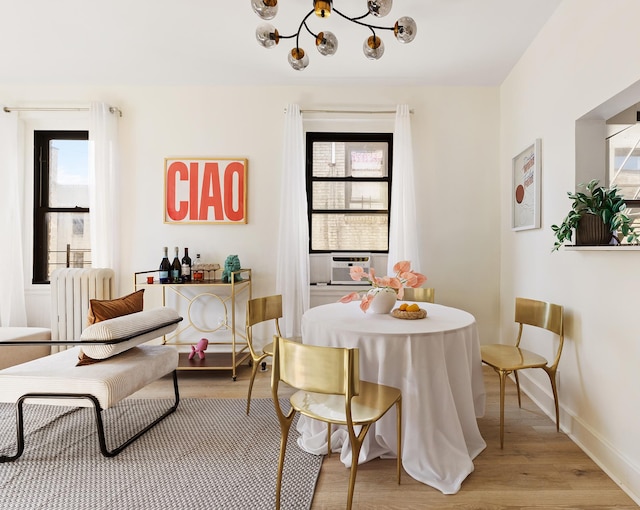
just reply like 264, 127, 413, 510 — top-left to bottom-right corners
296, 300, 486, 495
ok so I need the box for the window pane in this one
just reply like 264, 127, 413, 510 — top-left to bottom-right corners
312, 141, 346, 177
48, 139, 89, 207
45, 212, 91, 280
312, 182, 388, 210
608, 124, 640, 197
347, 142, 388, 177
312, 141, 388, 178
311, 213, 388, 251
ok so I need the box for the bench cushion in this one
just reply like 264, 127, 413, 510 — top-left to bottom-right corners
0, 344, 178, 409
79, 307, 180, 361
0, 327, 51, 370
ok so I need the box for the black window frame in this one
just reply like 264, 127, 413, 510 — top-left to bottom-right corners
33, 130, 89, 284
306, 131, 393, 254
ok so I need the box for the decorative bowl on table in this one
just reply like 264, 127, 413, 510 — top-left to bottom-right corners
391, 304, 427, 320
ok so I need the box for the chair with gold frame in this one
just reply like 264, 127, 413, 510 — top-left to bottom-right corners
481, 297, 564, 448
271, 336, 402, 510
402, 286, 435, 303
245, 294, 282, 415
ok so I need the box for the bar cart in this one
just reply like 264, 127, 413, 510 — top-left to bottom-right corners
133, 268, 251, 380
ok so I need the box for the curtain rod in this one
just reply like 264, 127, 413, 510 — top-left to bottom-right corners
3, 106, 123, 117
286, 107, 414, 115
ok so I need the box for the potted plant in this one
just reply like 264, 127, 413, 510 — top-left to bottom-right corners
339, 261, 427, 313
551, 179, 639, 251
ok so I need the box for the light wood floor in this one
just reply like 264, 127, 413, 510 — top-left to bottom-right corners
134, 365, 638, 509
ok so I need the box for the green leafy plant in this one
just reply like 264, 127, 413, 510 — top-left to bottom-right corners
551, 179, 639, 251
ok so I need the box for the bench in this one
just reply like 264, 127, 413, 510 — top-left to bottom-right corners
0, 307, 182, 461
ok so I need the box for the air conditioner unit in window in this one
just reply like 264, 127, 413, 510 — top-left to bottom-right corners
330, 253, 371, 285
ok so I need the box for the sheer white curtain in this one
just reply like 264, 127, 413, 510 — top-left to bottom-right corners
276, 104, 310, 337
89, 102, 120, 293
388, 104, 421, 274
0, 108, 27, 326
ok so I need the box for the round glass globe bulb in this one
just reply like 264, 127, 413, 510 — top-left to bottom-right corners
316, 31, 338, 56
255, 23, 279, 48
363, 35, 385, 60
367, 0, 393, 18
251, 0, 278, 20
288, 47, 310, 71
394, 16, 417, 44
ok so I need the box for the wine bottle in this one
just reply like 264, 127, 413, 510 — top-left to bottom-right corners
181, 247, 192, 282
171, 247, 181, 283
193, 253, 204, 281
159, 247, 171, 284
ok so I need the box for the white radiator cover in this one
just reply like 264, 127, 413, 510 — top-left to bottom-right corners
50, 268, 115, 352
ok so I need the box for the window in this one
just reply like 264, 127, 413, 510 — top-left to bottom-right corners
33, 130, 90, 284
606, 122, 640, 231
306, 132, 392, 252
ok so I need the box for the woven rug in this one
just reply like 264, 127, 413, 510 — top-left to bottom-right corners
0, 398, 322, 510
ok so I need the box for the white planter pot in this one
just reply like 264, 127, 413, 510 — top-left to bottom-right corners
368, 287, 397, 314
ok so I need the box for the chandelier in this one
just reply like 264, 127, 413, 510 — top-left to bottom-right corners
251, 0, 417, 71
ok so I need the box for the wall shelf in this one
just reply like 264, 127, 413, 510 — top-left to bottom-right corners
564, 245, 640, 251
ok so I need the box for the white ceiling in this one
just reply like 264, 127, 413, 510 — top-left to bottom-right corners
0, 0, 562, 87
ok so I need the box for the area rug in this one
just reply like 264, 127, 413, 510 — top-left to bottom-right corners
0, 398, 322, 510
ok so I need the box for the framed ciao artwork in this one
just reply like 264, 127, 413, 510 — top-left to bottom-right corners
512, 139, 541, 231
164, 157, 247, 224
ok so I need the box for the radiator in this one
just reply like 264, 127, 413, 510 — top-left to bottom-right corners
50, 268, 115, 352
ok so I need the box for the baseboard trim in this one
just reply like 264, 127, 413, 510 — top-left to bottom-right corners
516, 372, 640, 506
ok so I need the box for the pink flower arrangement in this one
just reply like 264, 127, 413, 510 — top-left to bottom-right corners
339, 260, 427, 313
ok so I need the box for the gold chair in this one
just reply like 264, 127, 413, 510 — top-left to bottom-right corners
271, 336, 402, 510
245, 294, 282, 415
402, 286, 435, 303
481, 297, 564, 448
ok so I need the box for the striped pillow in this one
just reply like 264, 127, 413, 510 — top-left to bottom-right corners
78, 308, 181, 365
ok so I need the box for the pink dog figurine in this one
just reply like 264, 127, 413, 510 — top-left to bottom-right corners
189, 338, 208, 360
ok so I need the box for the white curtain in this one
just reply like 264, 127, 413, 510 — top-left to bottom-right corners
388, 104, 421, 274
89, 102, 120, 293
276, 104, 310, 337
0, 108, 27, 326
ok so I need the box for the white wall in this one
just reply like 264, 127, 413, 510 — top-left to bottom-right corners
4, 1, 639, 501
0, 84, 501, 347
500, 0, 640, 502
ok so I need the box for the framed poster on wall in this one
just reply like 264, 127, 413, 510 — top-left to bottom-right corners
164, 157, 247, 224
512, 139, 541, 231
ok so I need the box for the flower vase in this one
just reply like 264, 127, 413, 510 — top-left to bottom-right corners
368, 287, 398, 314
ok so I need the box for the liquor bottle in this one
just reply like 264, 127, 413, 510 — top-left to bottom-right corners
181, 247, 192, 282
159, 247, 171, 284
171, 247, 181, 283
193, 253, 204, 281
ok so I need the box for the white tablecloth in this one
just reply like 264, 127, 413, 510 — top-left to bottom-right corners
297, 301, 486, 495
